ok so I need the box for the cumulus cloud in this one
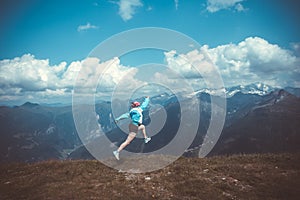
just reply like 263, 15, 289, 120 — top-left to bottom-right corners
0, 54, 67, 92
1, 37, 299, 105
150, 58, 225, 97
151, 71, 200, 95
291, 42, 300, 56
235, 3, 245, 12
0, 54, 72, 104
0, 54, 143, 105
206, 0, 246, 13
164, 50, 215, 79
74, 57, 141, 94
77, 22, 98, 32
163, 37, 300, 88
117, 0, 143, 21
208, 37, 299, 86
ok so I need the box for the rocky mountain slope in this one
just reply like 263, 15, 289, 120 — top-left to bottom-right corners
0, 102, 80, 162
209, 90, 300, 156
0, 84, 299, 163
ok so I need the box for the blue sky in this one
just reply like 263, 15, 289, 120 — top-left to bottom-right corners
0, 0, 300, 105
1, 0, 299, 63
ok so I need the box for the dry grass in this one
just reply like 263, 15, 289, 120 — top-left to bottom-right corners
1, 153, 300, 200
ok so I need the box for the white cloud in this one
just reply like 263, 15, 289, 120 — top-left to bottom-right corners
74, 57, 141, 94
117, 0, 143, 21
162, 49, 225, 91
77, 22, 98, 32
206, 37, 299, 74
0, 54, 67, 91
151, 72, 188, 93
1, 37, 299, 105
0, 55, 144, 104
146, 6, 153, 11
235, 3, 245, 12
163, 37, 299, 88
164, 49, 215, 79
202, 37, 300, 87
291, 42, 300, 56
174, 0, 179, 10
206, 0, 245, 13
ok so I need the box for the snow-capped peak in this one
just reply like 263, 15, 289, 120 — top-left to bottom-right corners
191, 83, 274, 98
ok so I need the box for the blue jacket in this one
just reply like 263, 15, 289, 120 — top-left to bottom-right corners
116, 97, 150, 126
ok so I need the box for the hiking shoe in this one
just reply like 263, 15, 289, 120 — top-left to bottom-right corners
113, 150, 119, 160
144, 137, 151, 144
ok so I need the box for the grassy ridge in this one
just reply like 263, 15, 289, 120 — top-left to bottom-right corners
1, 153, 300, 200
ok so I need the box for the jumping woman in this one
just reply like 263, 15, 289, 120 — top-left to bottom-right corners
113, 96, 151, 160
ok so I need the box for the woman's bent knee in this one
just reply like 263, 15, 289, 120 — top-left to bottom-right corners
139, 124, 145, 130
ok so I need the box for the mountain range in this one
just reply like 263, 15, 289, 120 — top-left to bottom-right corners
0, 83, 299, 163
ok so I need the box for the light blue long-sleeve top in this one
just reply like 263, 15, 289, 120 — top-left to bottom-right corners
115, 97, 150, 126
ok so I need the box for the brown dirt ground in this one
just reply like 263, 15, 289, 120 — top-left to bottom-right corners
1, 153, 300, 200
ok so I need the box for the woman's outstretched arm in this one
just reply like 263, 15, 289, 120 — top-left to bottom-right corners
140, 96, 150, 111
115, 112, 129, 122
